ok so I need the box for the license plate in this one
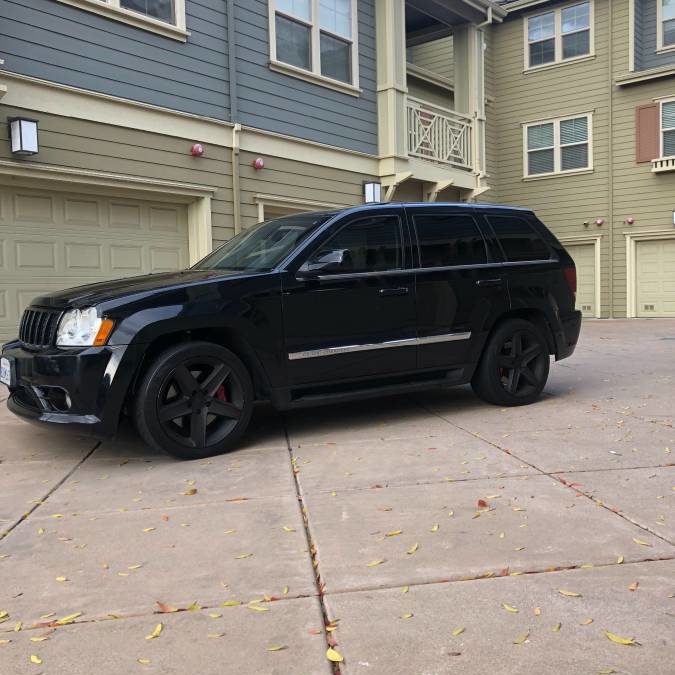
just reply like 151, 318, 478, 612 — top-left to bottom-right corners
0, 357, 12, 387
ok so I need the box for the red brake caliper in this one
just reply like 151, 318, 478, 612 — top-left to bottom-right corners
216, 384, 228, 402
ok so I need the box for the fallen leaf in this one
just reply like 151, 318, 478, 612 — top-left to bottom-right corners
604, 630, 640, 646
326, 647, 344, 663
430, 524, 439, 532
406, 543, 419, 555
628, 581, 639, 592
128, 564, 143, 571
282, 526, 296, 533
30, 637, 50, 642
402, 586, 409, 594
266, 644, 287, 651
145, 623, 163, 640
0, 639, 10, 645
477, 499, 489, 509
282, 586, 289, 595
632, 538, 652, 547
247, 604, 269, 612
222, 600, 242, 607
207, 633, 225, 639
533, 607, 541, 616
502, 603, 519, 613
234, 553, 253, 559
557, 590, 582, 598
14, 622, 21, 631
55, 612, 82, 626
385, 530, 402, 537
400, 612, 413, 619
186, 602, 201, 611
616, 555, 624, 564
448, 510, 454, 517
598, 669, 616, 674
366, 559, 385, 567
223, 529, 236, 535
513, 629, 530, 645
581, 618, 594, 625
142, 528, 155, 533
552, 623, 561, 632
452, 627, 465, 636
208, 613, 222, 619
156, 601, 178, 613
30, 655, 42, 664
183, 488, 197, 496
137, 658, 151, 665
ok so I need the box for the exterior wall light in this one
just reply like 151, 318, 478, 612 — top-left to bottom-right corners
9, 117, 39, 156
364, 181, 382, 203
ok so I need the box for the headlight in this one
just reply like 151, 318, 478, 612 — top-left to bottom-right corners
56, 308, 114, 347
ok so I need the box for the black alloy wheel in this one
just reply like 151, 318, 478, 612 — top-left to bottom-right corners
134, 342, 253, 459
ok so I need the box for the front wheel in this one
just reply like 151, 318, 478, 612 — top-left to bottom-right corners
134, 342, 254, 459
471, 318, 550, 407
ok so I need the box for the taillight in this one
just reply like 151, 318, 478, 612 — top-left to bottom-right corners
563, 266, 577, 298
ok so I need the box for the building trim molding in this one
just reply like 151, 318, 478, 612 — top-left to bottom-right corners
254, 193, 342, 222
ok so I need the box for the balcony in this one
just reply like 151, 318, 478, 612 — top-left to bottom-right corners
407, 96, 473, 171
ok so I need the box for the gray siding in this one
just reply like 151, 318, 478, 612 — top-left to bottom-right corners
0, 0, 230, 119
635, 0, 675, 70
233, 0, 378, 154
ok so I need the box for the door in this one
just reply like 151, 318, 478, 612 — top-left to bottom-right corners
0, 183, 189, 344
281, 209, 417, 386
408, 208, 511, 371
566, 243, 597, 317
636, 238, 675, 317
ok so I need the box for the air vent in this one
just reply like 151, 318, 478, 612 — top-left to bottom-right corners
643, 304, 655, 311
582, 305, 592, 312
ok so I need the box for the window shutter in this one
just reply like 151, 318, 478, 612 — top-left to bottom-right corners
635, 104, 660, 163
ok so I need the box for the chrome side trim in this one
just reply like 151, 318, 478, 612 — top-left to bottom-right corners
288, 332, 471, 361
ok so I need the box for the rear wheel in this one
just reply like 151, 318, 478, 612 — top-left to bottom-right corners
471, 318, 550, 407
134, 342, 253, 459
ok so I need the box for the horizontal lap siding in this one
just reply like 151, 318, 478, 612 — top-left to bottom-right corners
234, 0, 378, 154
0, 107, 234, 242
409, 36, 454, 83
0, 0, 230, 120
635, 0, 675, 71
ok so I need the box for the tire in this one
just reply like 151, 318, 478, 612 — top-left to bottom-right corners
471, 318, 550, 407
134, 341, 254, 459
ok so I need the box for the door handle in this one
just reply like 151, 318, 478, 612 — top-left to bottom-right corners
379, 287, 409, 297
476, 278, 503, 288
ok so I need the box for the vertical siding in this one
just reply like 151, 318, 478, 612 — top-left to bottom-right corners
233, 0, 378, 154
635, 0, 675, 71
0, 0, 230, 120
409, 36, 454, 82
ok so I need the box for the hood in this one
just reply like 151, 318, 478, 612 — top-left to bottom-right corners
30, 269, 245, 309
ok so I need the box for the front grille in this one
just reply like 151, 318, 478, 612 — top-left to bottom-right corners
19, 308, 62, 348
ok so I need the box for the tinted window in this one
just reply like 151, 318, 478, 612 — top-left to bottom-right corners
306, 216, 403, 274
486, 215, 551, 262
413, 214, 487, 268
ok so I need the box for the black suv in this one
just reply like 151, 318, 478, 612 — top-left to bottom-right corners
1, 203, 581, 459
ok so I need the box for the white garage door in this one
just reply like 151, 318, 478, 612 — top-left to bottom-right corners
0, 184, 189, 343
636, 238, 675, 317
566, 243, 597, 318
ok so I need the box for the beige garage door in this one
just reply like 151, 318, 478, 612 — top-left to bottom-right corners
0, 184, 189, 343
566, 243, 597, 318
636, 238, 675, 317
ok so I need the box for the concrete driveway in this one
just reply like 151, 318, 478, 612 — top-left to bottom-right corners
1, 319, 674, 674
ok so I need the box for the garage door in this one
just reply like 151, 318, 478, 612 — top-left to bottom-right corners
0, 184, 189, 343
565, 243, 596, 318
636, 238, 675, 317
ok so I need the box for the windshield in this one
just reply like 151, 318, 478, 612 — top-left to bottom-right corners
194, 211, 337, 271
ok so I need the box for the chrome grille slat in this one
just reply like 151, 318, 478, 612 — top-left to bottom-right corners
19, 308, 62, 348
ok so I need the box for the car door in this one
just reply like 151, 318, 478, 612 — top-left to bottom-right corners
407, 206, 511, 372
281, 208, 417, 386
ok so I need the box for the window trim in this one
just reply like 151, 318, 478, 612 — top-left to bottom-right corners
523, 0, 594, 72
268, 0, 360, 96
660, 98, 675, 159
522, 112, 594, 179
657, 0, 675, 53
55, 0, 187, 41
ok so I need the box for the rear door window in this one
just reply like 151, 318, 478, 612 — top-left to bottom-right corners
413, 213, 488, 268
485, 215, 551, 262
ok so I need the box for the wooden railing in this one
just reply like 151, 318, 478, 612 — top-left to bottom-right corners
406, 97, 473, 170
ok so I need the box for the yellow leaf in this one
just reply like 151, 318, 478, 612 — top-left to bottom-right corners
326, 647, 344, 663
51, 514, 64, 519
186, 602, 201, 612
39, 613, 55, 620
557, 590, 582, 597
183, 488, 197, 496
581, 618, 594, 625
533, 607, 541, 616
37, 528, 45, 535
118, 572, 129, 577
208, 613, 222, 619
207, 633, 225, 639
604, 630, 640, 646
400, 612, 413, 619
402, 586, 409, 594
552, 623, 561, 632
617, 555, 624, 564
222, 600, 242, 607
0, 611, 8, 620
628, 581, 639, 592
502, 603, 519, 613
448, 510, 454, 517
55, 612, 82, 625
14, 622, 22, 631
452, 627, 465, 636
223, 529, 236, 535
30, 637, 49, 642
128, 564, 143, 570
137, 658, 151, 665
633, 538, 652, 547
513, 629, 530, 645
247, 604, 270, 612
430, 524, 439, 532
145, 623, 163, 640
385, 530, 402, 537
142, 528, 155, 533
282, 586, 289, 595
30, 655, 42, 665
0, 639, 10, 645
234, 553, 253, 559
406, 543, 419, 555
366, 559, 385, 567
282, 526, 296, 532
499, 532, 505, 539
266, 644, 287, 651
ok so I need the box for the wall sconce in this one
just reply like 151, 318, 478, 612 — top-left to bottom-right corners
625, 217, 635, 225
9, 117, 39, 156
595, 218, 604, 227
364, 181, 382, 203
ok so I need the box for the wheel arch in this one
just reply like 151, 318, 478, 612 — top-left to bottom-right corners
485, 308, 557, 357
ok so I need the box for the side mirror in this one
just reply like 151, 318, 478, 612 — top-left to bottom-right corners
298, 249, 350, 276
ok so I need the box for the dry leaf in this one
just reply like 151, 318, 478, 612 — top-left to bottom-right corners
128, 564, 143, 570
145, 623, 163, 640
400, 612, 413, 619
604, 630, 640, 646
430, 524, 439, 532
477, 499, 489, 509
266, 644, 287, 651
282, 526, 296, 533
223, 529, 236, 535
186, 602, 201, 611
137, 658, 151, 665
247, 604, 269, 612
557, 590, 582, 597
0, 639, 10, 645
30, 655, 42, 664
386, 530, 402, 537
513, 629, 530, 645
628, 581, 639, 592
366, 559, 385, 567
14, 622, 21, 631
632, 538, 652, 547
552, 623, 562, 632
326, 647, 344, 662
55, 612, 82, 625
207, 633, 225, 639
30, 637, 49, 642
402, 586, 409, 593
502, 603, 519, 613
533, 607, 541, 616
282, 586, 289, 595
616, 555, 624, 564
222, 600, 242, 607
156, 601, 177, 613
208, 613, 222, 619
183, 488, 197, 496
581, 618, 594, 625
142, 528, 155, 533
452, 627, 465, 636
407, 543, 419, 555
234, 553, 253, 559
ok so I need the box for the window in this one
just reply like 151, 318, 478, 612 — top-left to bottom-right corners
120, 0, 173, 22
303, 216, 402, 274
524, 114, 592, 177
413, 214, 487, 268
485, 216, 551, 263
526, 1, 592, 69
659, 0, 675, 50
269, 0, 359, 91
662, 101, 675, 157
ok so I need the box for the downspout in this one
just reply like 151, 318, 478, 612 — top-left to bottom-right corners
227, 0, 241, 235
607, 1, 614, 318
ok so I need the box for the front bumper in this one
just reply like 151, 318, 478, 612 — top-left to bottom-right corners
2, 340, 135, 438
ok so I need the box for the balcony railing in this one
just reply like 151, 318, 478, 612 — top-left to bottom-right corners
652, 156, 675, 173
407, 97, 473, 171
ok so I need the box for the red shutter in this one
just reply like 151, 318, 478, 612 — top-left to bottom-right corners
636, 103, 660, 163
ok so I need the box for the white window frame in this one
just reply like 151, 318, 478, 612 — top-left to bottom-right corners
522, 112, 594, 179
268, 0, 361, 96
661, 98, 675, 158
55, 0, 187, 40
657, 0, 675, 52
523, 0, 594, 72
